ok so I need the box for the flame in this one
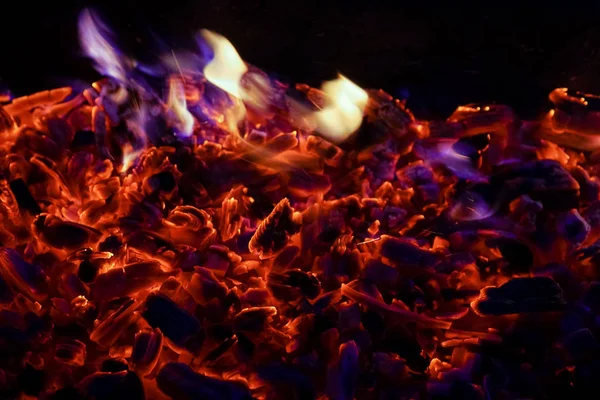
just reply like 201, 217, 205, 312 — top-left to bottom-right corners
315, 75, 368, 143
78, 9, 128, 82
120, 144, 142, 173
200, 30, 248, 98
167, 78, 195, 137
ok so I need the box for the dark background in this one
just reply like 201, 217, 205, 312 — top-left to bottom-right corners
3, 1, 600, 119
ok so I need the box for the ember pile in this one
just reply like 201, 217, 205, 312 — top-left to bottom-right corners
1, 9, 600, 400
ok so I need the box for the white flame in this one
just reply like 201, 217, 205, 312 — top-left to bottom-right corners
315, 75, 368, 143
201, 30, 248, 98
78, 9, 128, 82
120, 144, 142, 174
167, 78, 195, 137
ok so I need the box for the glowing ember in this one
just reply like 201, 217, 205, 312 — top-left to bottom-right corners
1, 7, 600, 400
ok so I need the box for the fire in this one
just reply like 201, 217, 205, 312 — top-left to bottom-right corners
314, 75, 368, 143
201, 30, 248, 98
167, 77, 195, 137
78, 9, 129, 82
0, 8, 597, 400
120, 143, 142, 173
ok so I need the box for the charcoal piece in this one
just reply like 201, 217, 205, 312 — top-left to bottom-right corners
201, 336, 237, 363
0, 104, 14, 134
90, 298, 140, 348
339, 302, 362, 332
248, 198, 299, 256
396, 162, 434, 186
556, 209, 590, 245
101, 358, 129, 373
142, 292, 203, 352
583, 282, 600, 313
305, 135, 343, 165
486, 237, 534, 272
48, 387, 85, 400
0, 248, 48, 301
341, 283, 451, 329
33, 214, 102, 251
205, 245, 233, 277
267, 269, 321, 301
454, 133, 490, 154
575, 239, 600, 264
146, 171, 177, 193
310, 290, 342, 315
570, 166, 600, 204
362, 259, 399, 288
0, 274, 14, 304
447, 380, 485, 400
76, 371, 145, 400
535, 262, 582, 301
272, 245, 300, 271
98, 235, 122, 253
188, 267, 228, 305
288, 170, 331, 197
71, 130, 96, 149
372, 352, 408, 382
9, 178, 41, 215
573, 359, 600, 396
414, 183, 440, 206
55, 339, 86, 366
92, 261, 178, 302
232, 306, 277, 333
127, 230, 175, 255
15, 128, 63, 160
257, 363, 316, 400
174, 247, 208, 272
562, 328, 600, 363
326, 341, 359, 400
362, 310, 386, 338
156, 362, 253, 400
379, 236, 439, 268
77, 260, 99, 283
490, 159, 579, 211
18, 363, 45, 396
471, 276, 566, 316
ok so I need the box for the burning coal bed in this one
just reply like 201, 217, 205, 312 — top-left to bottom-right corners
2, 10, 600, 400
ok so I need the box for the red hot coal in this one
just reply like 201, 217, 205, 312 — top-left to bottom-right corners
0, 8, 599, 400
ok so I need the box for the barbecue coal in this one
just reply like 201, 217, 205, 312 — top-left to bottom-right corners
2, 8, 600, 399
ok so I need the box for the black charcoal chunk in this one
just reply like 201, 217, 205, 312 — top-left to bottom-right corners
18, 363, 45, 396
156, 362, 252, 400
267, 269, 321, 301
562, 329, 600, 363
490, 160, 579, 211
9, 178, 41, 215
101, 358, 129, 373
471, 276, 566, 316
380, 236, 439, 268
77, 260, 99, 283
77, 371, 145, 400
487, 237, 534, 272
142, 292, 203, 352
147, 171, 177, 193
257, 363, 316, 400
583, 282, 600, 313
71, 130, 96, 149
98, 235, 123, 253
